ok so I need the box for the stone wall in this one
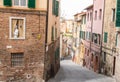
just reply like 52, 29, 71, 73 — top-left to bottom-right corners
44, 38, 60, 81
102, 0, 116, 77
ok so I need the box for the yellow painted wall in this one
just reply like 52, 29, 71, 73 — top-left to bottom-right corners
0, 0, 3, 6
36, 0, 47, 10
47, 0, 60, 45
0, 0, 47, 11
80, 44, 85, 59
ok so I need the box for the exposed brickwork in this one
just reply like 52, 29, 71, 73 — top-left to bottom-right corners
45, 38, 60, 81
0, 8, 46, 82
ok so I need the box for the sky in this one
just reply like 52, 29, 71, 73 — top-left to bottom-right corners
60, 0, 93, 19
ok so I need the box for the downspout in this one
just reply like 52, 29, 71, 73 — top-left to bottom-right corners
99, 0, 106, 73
44, 0, 49, 81
45, 0, 49, 44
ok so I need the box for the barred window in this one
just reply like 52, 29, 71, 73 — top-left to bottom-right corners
11, 53, 24, 67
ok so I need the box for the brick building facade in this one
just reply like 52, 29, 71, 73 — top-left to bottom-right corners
0, 0, 60, 82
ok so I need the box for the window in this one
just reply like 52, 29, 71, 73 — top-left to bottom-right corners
10, 17, 26, 39
13, 0, 27, 7
11, 53, 24, 67
91, 53, 93, 61
99, 9, 102, 20
80, 31, 82, 38
4, 0, 12, 6
95, 11, 97, 20
90, 12, 92, 21
103, 52, 106, 62
84, 15, 86, 24
87, 13, 89, 21
94, 34, 97, 44
104, 32, 108, 43
55, 28, 57, 39
98, 34, 101, 45
112, 8, 115, 22
86, 31, 90, 40
51, 26, 55, 41
89, 32, 91, 40
52, 0, 59, 16
87, 50, 89, 56
83, 31, 85, 40
116, 0, 120, 27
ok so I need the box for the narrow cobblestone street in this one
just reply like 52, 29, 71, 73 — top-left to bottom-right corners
48, 58, 116, 82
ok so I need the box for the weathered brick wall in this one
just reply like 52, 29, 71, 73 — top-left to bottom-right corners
0, 8, 46, 82
102, 0, 116, 77
44, 38, 60, 81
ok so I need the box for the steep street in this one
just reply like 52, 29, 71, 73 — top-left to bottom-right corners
48, 58, 116, 82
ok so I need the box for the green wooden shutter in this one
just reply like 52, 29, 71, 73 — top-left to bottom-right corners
104, 32, 108, 43
116, 0, 120, 27
55, 1, 59, 16
52, 0, 56, 15
80, 31, 82, 38
52, 27, 54, 41
55, 28, 57, 38
82, 31, 83, 39
28, 0, 36, 8
4, 0, 12, 6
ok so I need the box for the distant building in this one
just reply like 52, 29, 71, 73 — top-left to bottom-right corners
60, 19, 74, 58
89, 0, 104, 73
0, 0, 60, 81
83, 5, 93, 69
73, 12, 86, 64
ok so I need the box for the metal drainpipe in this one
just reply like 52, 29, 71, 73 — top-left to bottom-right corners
45, 0, 49, 44
99, 0, 106, 73
44, 0, 49, 81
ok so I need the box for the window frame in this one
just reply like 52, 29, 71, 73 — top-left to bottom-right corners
102, 52, 106, 62
13, 0, 28, 7
112, 8, 115, 22
9, 17, 26, 39
99, 9, 102, 20
90, 12, 92, 21
95, 10, 97, 20
11, 53, 24, 67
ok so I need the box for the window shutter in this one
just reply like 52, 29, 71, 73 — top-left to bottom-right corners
55, 28, 57, 38
82, 31, 83, 39
104, 32, 108, 43
116, 0, 120, 27
4, 0, 12, 6
80, 31, 82, 38
55, 1, 59, 16
28, 0, 36, 8
52, 0, 56, 15
52, 27, 54, 41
